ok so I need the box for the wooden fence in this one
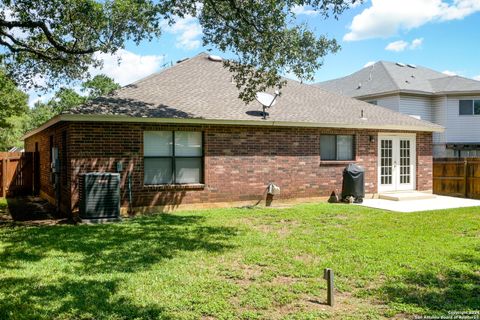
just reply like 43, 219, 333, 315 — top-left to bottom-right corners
433, 158, 480, 199
0, 152, 35, 197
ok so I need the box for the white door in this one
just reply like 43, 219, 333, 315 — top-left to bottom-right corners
378, 135, 416, 192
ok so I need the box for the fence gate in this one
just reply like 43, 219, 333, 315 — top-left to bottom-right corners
0, 152, 35, 197
433, 158, 480, 199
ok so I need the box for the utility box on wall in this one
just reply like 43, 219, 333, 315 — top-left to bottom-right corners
79, 173, 121, 219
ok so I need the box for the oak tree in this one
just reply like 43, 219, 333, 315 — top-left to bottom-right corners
0, 0, 358, 102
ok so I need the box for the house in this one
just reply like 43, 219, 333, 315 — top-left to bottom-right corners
23, 53, 442, 216
316, 61, 480, 158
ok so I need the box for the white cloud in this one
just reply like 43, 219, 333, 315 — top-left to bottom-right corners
344, 0, 480, 41
27, 49, 163, 106
442, 70, 457, 76
292, 5, 318, 15
91, 49, 164, 86
385, 40, 409, 52
363, 61, 376, 68
164, 16, 202, 50
410, 37, 424, 49
385, 38, 424, 51
474, 75, 480, 81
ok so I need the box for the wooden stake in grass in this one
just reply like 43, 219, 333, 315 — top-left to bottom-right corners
324, 268, 334, 307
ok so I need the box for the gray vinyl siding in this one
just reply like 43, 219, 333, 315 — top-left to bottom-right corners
432, 96, 447, 144
399, 95, 433, 122
432, 96, 447, 157
361, 95, 400, 112
445, 96, 480, 143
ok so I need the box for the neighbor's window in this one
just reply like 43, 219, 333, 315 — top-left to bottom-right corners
144, 131, 203, 185
459, 100, 480, 115
320, 135, 354, 161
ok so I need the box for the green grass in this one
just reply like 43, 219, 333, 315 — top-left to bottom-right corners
0, 203, 479, 319
0, 197, 8, 220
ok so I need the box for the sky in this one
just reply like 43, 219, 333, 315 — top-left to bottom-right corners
29, 0, 480, 105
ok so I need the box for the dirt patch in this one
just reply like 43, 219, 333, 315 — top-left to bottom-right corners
293, 254, 322, 264
220, 262, 265, 286
251, 219, 301, 237
271, 275, 301, 285
235, 264, 264, 286
0, 196, 69, 227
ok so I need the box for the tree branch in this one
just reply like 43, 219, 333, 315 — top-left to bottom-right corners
0, 19, 99, 54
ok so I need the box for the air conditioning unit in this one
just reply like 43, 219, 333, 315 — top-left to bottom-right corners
79, 173, 121, 219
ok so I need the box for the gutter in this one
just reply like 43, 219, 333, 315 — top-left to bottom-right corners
355, 90, 480, 100
22, 113, 444, 140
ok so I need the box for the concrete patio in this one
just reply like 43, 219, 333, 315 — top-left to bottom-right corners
358, 194, 480, 212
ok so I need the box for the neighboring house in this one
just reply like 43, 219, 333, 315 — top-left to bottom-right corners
316, 61, 480, 158
23, 53, 442, 215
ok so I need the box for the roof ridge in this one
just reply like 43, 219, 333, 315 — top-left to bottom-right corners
377, 61, 401, 90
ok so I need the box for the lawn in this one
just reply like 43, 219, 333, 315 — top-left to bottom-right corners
0, 202, 478, 319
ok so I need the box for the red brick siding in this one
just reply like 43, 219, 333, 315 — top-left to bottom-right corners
24, 123, 71, 214
416, 132, 433, 191
66, 122, 377, 210
26, 121, 433, 214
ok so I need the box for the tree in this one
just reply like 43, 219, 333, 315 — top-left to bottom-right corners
0, 72, 120, 150
24, 101, 55, 132
82, 74, 121, 99
0, 0, 358, 102
33, 74, 119, 119
0, 0, 160, 90
0, 69, 28, 128
48, 88, 87, 115
0, 74, 119, 151
0, 115, 29, 150
0, 69, 28, 150
0, 70, 28, 151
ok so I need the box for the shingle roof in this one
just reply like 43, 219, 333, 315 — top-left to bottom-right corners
316, 61, 480, 97
66, 53, 442, 132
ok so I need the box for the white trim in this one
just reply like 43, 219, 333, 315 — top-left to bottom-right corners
22, 114, 444, 140
378, 134, 416, 192
356, 90, 480, 100
378, 132, 416, 137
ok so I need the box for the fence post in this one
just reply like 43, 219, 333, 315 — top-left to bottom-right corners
323, 268, 334, 307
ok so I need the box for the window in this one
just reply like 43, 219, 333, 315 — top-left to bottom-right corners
459, 100, 480, 115
320, 135, 354, 161
144, 131, 203, 185
475, 100, 480, 115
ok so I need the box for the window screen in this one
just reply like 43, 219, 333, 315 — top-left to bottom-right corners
320, 135, 354, 161
337, 135, 353, 160
320, 135, 336, 160
144, 131, 203, 184
459, 100, 473, 115
474, 100, 480, 115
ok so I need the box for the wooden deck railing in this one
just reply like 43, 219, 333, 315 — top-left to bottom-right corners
433, 158, 480, 199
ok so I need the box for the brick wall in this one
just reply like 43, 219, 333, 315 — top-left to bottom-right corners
24, 122, 71, 214
416, 132, 433, 191
25, 121, 433, 214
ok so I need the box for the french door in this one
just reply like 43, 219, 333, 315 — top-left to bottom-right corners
378, 135, 416, 192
